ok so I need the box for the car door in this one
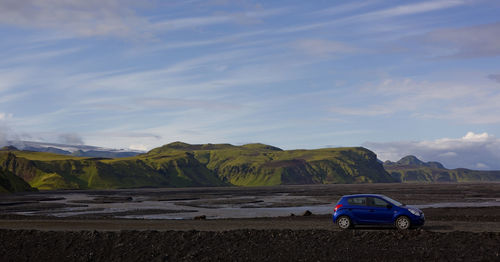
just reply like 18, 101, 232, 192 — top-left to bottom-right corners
366, 197, 394, 224
347, 197, 372, 223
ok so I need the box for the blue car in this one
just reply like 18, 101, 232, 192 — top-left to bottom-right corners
332, 194, 425, 230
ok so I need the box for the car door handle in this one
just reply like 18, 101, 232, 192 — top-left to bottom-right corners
369, 209, 375, 212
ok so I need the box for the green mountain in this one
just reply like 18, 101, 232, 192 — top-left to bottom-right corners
0, 142, 394, 190
149, 142, 394, 186
385, 155, 444, 169
0, 150, 224, 190
384, 155, 500, 182
0, 169, 37, 193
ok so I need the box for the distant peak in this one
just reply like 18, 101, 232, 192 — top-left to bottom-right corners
241, 143, 283, 151
165, 141, 192, 149
0, 145, 19, 151
397, 155, 425, 166
395, 155, 445, 169
150, 142, 237, 153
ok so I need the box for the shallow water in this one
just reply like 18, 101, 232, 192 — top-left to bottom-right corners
10, 192, 500, 219
413, 201, 500, 209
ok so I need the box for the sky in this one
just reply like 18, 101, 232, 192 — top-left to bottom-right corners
1, 0, 500, 169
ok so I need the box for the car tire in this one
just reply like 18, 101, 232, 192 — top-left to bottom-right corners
337, 216, 352, 230
395, 216, 410, 230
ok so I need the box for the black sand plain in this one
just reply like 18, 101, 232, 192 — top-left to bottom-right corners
1, 183, 499, 261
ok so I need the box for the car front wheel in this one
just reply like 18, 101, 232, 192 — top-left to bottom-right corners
337, 216, 352, 229
395, 216, 410, 230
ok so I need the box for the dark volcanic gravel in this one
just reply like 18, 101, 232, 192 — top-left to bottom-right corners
0, 229, 499, 262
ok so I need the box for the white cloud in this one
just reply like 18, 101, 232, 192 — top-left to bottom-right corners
462, 131, 490, 142
488, 74, 500, 83
129, 144, 148, 151
0, 114, 15, 146
364, 132, 500, 170
0, 0, 147, 37
149, 7, 288, 32
293, 39, 360, 57
419, 21, 500, 58
330, 77, 500, 124
330, 105, 393, 116
311, 1, 380, 16
57, 133, 84, 145
0, 47, 82, 65
280, 0, 466, 33
0, 113, 13, 121
438, 151, 458, 158
475, 163, 490, 169
150, 15, 232, 31
360, 0, 465, 19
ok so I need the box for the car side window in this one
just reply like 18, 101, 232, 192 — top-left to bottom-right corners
347, 197, 366, 206
368, 197, 389, 207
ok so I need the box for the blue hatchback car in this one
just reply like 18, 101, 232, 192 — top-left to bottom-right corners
332, 194, 425, 230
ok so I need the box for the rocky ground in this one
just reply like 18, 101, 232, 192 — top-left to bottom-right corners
0, 229, 499, 261
1, 183, 500, 261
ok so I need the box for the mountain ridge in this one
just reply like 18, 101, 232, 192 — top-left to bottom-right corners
0, 142, 395, 190
3, 144, 500, 192
384, 155, 445, 169
384, 155, 500, 182
1, 141, 143, 158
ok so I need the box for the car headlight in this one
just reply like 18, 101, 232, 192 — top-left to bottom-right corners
408, 209, 419, 216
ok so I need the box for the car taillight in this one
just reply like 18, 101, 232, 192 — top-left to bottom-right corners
334, 204, 342, 212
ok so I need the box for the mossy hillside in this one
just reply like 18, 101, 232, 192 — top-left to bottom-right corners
146, 143, 395, 186
0, 169, 37, 193
0, 142, 395, 190
384, 156, 500, 182
386, 167, 500, 182
0, 150, 225, 190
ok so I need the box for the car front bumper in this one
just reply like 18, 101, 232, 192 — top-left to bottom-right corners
410, 214, 425, 227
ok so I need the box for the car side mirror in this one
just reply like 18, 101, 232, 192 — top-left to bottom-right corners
386, 204, 392, 209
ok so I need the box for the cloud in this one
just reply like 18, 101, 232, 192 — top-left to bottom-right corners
329, 77, 500, 124
280, 0, 466, 33
293, 39, 360, 57
438, 151, 458, 158
360, 0, 465, 19
137, 97, 241, 111
0, 113, 13, 121
0, 0, 147, 37
311, 1, 380, 16
57, 133, 84, 145
488, 74, 500, 83
149, 7, 288, 32
329, 106, 393, 116
419, 21, 500, 58
364, 132, 500, 170
0, 115, 15, 146
0, 131, 8, 147
0, 0, 287, 39
150, 15, 232, 31
128, 144, 148, 151
0, 47, 83, 66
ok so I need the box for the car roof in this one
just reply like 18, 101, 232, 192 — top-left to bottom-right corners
342, 194, 386, 198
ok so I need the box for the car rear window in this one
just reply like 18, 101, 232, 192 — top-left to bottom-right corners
368, 197, 388, 207
347, 197, 366, 206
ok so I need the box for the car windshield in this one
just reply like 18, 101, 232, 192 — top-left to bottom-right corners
381, 196, 403, 206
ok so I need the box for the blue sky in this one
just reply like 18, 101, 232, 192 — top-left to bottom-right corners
1, 0, 500, 169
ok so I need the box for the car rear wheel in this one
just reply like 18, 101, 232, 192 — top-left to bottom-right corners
337, 216, 351, 229
395, 216, 410, 230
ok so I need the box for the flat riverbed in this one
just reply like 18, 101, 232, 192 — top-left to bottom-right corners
2, 183, 500, 261
1, 182, 500, 220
